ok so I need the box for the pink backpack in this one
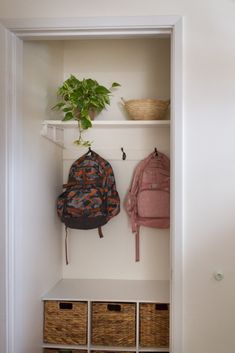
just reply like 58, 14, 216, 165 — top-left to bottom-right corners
125, 151, 170, 261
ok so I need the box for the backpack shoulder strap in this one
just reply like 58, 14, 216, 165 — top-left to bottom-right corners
126, 152, 154, 209
126, 152, 156, 262
92, 152, 120, 220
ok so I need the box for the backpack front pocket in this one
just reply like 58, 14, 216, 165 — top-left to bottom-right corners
137, 189, 170, 218
65, 187, 105, 217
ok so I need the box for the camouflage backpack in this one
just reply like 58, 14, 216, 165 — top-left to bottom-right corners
57, 150, 120, 264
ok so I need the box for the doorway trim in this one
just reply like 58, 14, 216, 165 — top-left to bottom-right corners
0, 15, 183, 353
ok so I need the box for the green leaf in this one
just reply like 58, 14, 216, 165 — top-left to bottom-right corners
103, 95, 110, 105
95, 85, 111, 94
69, 74, 80, 83
82, 140, 92, 147
80, 106, 88, 118
111, 82, 121, 88
86, 78, 98, 88
63, 107, 72, 113
80, 116, 92, 130
74, 138, 92, 147
51, 102, 65, 110
62, 112, 74, 121
89, 99, 100, 108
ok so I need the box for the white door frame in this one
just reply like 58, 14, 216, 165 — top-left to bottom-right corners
0, 23, 23, 353
0, 16, 183, 353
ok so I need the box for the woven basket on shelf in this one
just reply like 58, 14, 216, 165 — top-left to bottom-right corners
91, 302, 136, 346
122, 98, 170, 120
44, 301, 88, 345
139, 303, 169, 348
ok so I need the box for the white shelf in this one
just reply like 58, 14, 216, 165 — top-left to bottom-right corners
43, 343, 88, 349
42, 119, 170, 128
41, 120, 170, 148
42, 278, 170, 303
43, 344, 169, 352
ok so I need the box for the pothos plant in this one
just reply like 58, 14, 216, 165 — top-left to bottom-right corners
52, 75, 120, 147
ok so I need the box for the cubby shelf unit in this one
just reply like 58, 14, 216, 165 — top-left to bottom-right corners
42, 279, 170, 353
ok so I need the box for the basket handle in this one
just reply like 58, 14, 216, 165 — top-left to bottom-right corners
107, 303, 121, 312
155, 303, 168, 311
59, 302, 73, 310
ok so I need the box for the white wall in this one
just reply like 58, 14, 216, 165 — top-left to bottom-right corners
15, 41, 64, 353
1, 1, 235, 353
63, 38, 170, 120
62, 127, 170, 279
62, 38, 170, 279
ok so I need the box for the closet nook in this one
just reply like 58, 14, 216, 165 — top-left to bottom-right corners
22, 34, 171, 353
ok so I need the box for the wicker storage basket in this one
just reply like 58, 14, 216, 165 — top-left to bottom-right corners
139, 303, 169, 348
91, 302, 136, 346
122, 98, 170, 120
44, 301, 88, 345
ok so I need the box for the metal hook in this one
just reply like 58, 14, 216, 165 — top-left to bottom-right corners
121, 147, 127, 160
85, 147, 93, 156
87, 147, 92, 155
154, 147, 159, 157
